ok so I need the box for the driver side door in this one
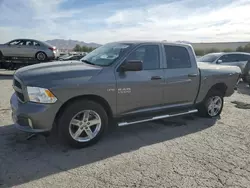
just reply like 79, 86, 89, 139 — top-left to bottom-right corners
217, 54, 249, 72
217, 54, 242, 66
115, 44, 165, 116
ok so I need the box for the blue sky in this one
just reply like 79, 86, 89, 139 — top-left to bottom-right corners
0, 0, 250, 44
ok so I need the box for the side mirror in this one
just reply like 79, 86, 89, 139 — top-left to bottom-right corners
217, 59, 222, 64
120, 60, 143, 72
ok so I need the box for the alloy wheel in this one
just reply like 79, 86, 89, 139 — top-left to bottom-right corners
207, 96, 222, 117
69, 110, 102, 142
37, 52, 46, 61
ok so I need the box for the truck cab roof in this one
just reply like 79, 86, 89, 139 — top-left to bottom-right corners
112, 40, 193, 48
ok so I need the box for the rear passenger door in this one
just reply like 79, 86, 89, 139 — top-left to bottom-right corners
23, 40, 38, 57
162, 45, 200, 106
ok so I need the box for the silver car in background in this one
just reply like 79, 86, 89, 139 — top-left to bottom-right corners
198, 52, 250, 70
0, 39, 59, 61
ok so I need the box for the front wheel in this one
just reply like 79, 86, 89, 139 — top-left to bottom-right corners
58, 100, 108, 148
2, 61, 13, 70
197, 91, 224, 118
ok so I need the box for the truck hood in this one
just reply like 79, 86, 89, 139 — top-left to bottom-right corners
14, 60, 103, 86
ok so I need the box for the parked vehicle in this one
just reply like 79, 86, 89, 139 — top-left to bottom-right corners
197, 52, 250, 81
242, 60, 250, 84
58, 54, 85, 61
0, 39, 59, 62
56, 53, 70, 59
10, 41, 241, 148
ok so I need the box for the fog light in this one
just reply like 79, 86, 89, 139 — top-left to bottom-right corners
28, 119, 33, 128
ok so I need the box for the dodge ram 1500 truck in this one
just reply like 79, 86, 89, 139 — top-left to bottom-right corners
10, 41, 241, 148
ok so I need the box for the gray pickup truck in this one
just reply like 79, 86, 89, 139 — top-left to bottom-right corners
10, 41, 241, 148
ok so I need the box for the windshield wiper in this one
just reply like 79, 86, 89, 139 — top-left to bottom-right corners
81, 59, 96, 65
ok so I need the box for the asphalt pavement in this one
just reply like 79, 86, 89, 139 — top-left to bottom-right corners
0, 69, 250, 188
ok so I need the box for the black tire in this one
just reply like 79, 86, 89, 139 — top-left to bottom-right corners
58, 99, 109, 148
35, 52, 47, 62
197, 90, 224, 118
246, 77, 250, 85
0, 51, 3, 60
9, 63, 16, 70
2, 61, 13, 70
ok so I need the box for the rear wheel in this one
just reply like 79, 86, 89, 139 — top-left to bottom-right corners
197, 90, 224, 118
58, 100, 108, 148
36, 52, 47, 61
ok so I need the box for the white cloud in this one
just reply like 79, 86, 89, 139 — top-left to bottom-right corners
0, 0, 250, 44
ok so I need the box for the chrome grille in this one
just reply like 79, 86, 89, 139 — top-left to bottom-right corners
13, 77, 25, 102
14, 79, 22, 89
16, 91, 25, 102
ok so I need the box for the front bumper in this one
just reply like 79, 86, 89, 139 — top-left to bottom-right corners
242, 72, 250, 83
10, 93, 61, 133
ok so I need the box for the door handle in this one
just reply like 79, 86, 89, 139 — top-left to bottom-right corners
151, 76, 162, 80
188, 73, 198, 77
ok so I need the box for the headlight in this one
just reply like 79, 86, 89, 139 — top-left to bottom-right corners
248, 70, 250, 75
27, 86, 57, 103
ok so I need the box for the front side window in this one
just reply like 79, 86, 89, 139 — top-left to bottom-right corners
164, 45, 191, 69
126, 45, 160, 70
198, 54, 220, 63
81, 42, 132, 66
218, 54, 237, 63
8, 40, 21, 45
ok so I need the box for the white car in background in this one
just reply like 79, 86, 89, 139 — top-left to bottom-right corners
198, 52, 250, 81
0, 39, 59, 62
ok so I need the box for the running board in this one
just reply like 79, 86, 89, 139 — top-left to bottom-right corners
118, 109, 198, 127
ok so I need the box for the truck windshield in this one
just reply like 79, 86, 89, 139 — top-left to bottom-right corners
80, 43, 132, 66
198, 54, 221, 62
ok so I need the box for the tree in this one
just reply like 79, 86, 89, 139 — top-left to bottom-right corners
81, 46, 88, 52
236, 43, 250, 52
73, 44, 82, 52
205, 48, 220, 54
222, 48, 233, 52
243, 43, 250, 53
236, 46, 244, 52
73, 45, 96, 52
194, 49, 205, 56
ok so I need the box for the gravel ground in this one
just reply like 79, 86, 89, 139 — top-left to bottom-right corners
0, 70, 250, 188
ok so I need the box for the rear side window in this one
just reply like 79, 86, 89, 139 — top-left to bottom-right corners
238, 54, 250, 61
164, 45, 192, 69
33, 42, 40, 46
